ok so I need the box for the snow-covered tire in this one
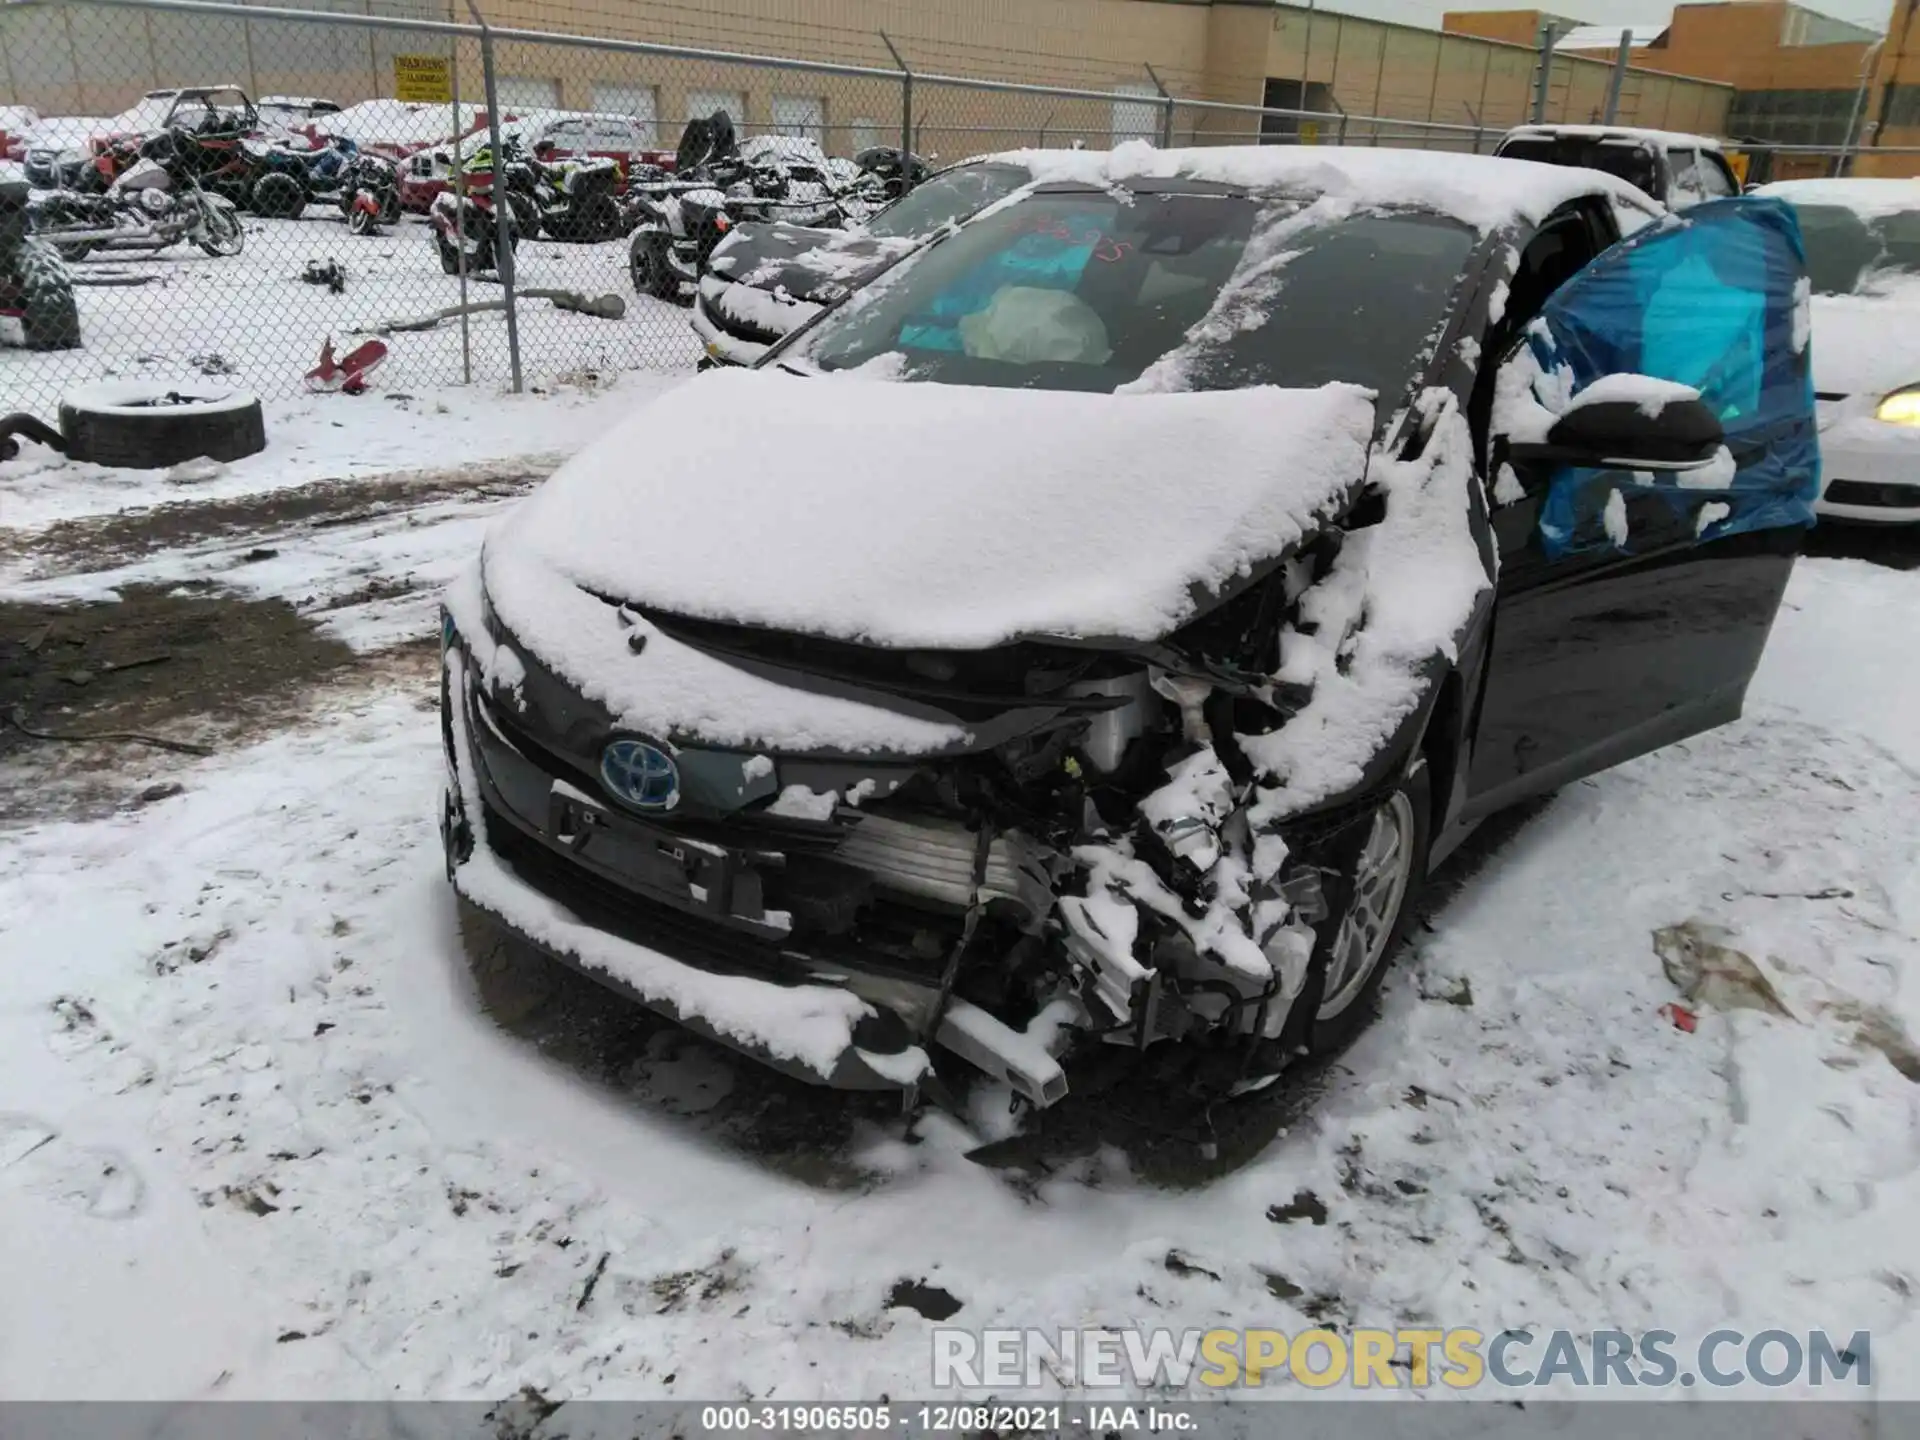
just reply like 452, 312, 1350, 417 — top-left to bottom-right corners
456, 896, 556, 1026
59, 382, 266, 468
1305, 756, 1431, 1056
9, 237, 81, 350
251, 172, 305, 220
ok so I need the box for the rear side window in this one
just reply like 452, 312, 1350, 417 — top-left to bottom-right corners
1497, 135, 1660, 198
1669, 149, 1737, 203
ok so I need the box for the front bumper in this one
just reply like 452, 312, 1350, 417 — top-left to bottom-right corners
689, 284, 769, 368
690, 271, 823, 368
440, 641, 935, 1092
1815, 407, 1920, 524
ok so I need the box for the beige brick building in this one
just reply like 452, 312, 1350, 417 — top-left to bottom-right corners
3, 0, 1734, 154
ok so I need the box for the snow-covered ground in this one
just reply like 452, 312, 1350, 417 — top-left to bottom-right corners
0, 207, 698, 440
0, 367, 681, 535
3, 242, 1918, 1406
1, 535, 1916, 1402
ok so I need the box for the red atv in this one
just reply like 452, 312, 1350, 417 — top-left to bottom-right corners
90, 86, 259, 205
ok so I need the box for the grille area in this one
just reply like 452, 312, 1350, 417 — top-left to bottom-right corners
1825, 479, 1920, 509
832, 813, 1053, 927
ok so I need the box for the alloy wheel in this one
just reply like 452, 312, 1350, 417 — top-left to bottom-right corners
1317, 789, 1418, 1020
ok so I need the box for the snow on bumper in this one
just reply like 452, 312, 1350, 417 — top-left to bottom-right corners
441, 644, 927, 1090
691, 272, 822, 368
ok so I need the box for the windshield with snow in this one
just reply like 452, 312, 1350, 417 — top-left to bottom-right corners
799, 188, 1475, 413
862, 163, 1031, 240
1792, 203, 1920, 295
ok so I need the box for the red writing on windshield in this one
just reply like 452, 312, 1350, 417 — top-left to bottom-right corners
1011, 215, 1134, 262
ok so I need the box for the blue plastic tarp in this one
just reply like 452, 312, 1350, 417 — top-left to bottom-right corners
1525, 197, 1820, 558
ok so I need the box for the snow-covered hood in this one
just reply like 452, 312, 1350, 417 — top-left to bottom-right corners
1810, 276, 1920, 399
706, 222, 916, 309
489, 367, 1375, 652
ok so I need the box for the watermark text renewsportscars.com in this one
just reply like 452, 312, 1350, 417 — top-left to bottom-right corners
932, 1327, 1871, 1391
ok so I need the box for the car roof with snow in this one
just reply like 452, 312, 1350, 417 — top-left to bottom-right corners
1753, 176, 1920, 218
1499, 122, 1724, 152
974, 141, 1656, 232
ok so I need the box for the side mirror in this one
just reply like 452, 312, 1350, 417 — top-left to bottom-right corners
1509, 386, 1724, 472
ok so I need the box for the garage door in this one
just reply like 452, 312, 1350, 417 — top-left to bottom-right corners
592, 82, 658, 144
686, 89, 746, 126
495, 76, 560, 112
770, 94, 824, 141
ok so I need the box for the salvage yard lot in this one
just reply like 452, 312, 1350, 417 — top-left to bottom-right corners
0, 210, 697, 411
1, 373, 1918, 1404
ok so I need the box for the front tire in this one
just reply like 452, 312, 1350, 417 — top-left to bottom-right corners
629, 234, 674, 299
250, 171, 305, 220
1306, 757, 1431, 1056
11, 237, 82, 350
195, 199, 245, 257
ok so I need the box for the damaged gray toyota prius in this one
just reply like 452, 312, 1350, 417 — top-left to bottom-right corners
440, 144, 1820, 1109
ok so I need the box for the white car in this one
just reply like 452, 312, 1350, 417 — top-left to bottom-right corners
1756, 177, 1920, 523
1494, 124, 1741, 209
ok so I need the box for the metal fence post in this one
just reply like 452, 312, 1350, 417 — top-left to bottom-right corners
449, 5, 471, 385
1531, 21, 1560, 124
881, 31, 911, 160
1145, 61, 1174, 147
1603, 29, 1631, 124
466, 0, 520, 394
1836, 37, 1885, 176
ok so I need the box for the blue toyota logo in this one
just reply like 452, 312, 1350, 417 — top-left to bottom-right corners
600, 738, 680, 812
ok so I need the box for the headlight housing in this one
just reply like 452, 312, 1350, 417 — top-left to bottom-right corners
1876, 386, 1920, 427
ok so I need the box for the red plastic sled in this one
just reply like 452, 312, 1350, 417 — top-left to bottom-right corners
305, 337, 390, 395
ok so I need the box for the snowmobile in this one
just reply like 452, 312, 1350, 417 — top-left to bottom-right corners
0, 171, 79, 349
524, 154, 625, 243
851, 144, 930, 202
626, 113, 848, 301
28, 127, 244, 263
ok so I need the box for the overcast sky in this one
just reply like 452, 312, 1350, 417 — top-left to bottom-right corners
1329, 0, 1892, 36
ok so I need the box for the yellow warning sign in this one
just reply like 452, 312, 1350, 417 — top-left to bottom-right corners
393, 54, 452, 104
1299, 120, 1320, 145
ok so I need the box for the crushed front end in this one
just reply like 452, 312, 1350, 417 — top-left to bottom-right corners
439, 519, 1403, 1111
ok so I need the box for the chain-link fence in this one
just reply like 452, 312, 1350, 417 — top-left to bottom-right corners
1, 0, 1916, 416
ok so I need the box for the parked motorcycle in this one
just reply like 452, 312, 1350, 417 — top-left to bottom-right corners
339, 150, 401, 235
28, 128, 244, 263
427, 140, 524, 274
